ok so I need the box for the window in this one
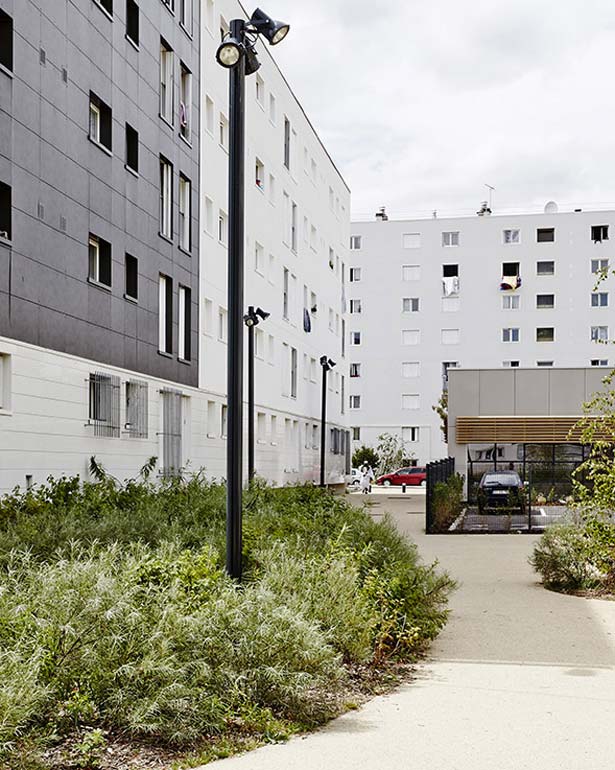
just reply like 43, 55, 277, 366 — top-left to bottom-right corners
221, 405, 228, 438
202, 198, 213, 235
350, 235, 362, 250
255, 241, 264, 274
591, 258, 609, 274
179, 0, 192, 32
402, 394, 420, 410
352, 427, 361, 441
402, 297, 419, 312
536, 327, 555, 342
88, 372, 120, 437
179, 64, 192, 140
88, 235, 111, 287
218, 211, 228, 245
402, 233, 421, 248
591, 326, 608, 342
536, 294, 554, 309
442, 231, 459, 247
442, 264, 459, 277
283, 117, 291, 169
160, 39, 174, 123
0, 182, 11, 240
442, 361, 458, 388
503, 360, 520, 367
350, 363, 361, 378
402, 330, 420, 346
96, 0, 113, 15
257, 412, 267, 442
269, 92, 276, 123
159, 157, 173, 238
125, 123, 138, 173
162, 0, 174, 10
502, 295, 519, 310
255, 158, 264, 189
350, 395, 361, 409
124, 253, 138, 300
218, 308, 228, 343
591, 225, 609, 243
290, 347, 297, 398
537, 227, 555, 243
402, 427, 420, 443
89, 93, 112, 151
402, 362, 420, 378
202, 298, 213, 336
351, 331, 361, 345
255, 74, 264, 105
0, 353, 11, 411
503, 229, 520, 244
158, 275, 172, 353
591, 292, 608, 307
126, 0, 139, 45
350, 299, 362, 314
537, 361, 553, 367
283, 268, 289, 319
206, 401, 217, 437
591, 359, 609, 367
502, 327, 519, 343
291, 202, 297, 252
402, 265, 420, 281
502, 261, 520, 277
441, 328, 460, 345
0, 10, 13, 71
205, 96, 214, 134
350, 267, 361, 282
205, 0, 214, 30
537, 260, 555, 275
125, 379, 148, 438
178, 175, 191, 251
178, 286, 191, 361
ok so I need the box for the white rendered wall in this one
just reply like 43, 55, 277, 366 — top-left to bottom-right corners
347, 209, 615, 464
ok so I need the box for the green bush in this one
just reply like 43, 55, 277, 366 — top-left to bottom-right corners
432, 474, 464, 532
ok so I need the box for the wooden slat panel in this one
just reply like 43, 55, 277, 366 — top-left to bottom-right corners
455, 416, 608, 444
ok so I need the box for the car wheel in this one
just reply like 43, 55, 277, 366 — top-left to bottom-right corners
420, 479, 426, 487
383, 480, 391, 487
352, 480, 360, 486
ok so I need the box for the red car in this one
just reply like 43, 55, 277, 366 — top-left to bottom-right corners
376, 467, 426, 487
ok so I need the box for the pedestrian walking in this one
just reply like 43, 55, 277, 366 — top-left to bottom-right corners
359, 463, 374, 494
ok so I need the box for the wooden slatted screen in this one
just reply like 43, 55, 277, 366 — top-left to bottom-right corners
455, 416, 610, 444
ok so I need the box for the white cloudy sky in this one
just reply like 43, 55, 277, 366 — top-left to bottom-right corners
265, 0, 615, 219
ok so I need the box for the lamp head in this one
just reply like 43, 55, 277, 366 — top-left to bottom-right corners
244, 43, 261, 75
255, 307, 270, 321
320, 355, 328, 367
243, 313, 256, 327
328, 359, 336, 369
251, 8, 290, 45
216, 36, 242, 68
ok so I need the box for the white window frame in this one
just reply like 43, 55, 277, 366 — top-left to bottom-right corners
179, 64, 192, 140
160, 40, 174, 124
350, 235, 362, 250
160, 157, 173, 238
442, 231, 460, 247
502, 327, 520, 343
503, 229, 520, 244
591, 326, 608, 342
178, 175, 191, 251
89, 101, 100, 143
402, 297, 420, 313
350, 299, 362, 314
502, 295, 520, 310
591, 292, 609, 307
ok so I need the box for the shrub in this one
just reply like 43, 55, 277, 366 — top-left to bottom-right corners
432, 474, 464, 532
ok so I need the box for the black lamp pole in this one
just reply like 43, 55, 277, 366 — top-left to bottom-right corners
319, 356, 336, 487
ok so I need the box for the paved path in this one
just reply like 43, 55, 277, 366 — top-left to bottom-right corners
203, 495, 615, 770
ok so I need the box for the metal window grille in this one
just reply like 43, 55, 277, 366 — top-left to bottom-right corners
161, 388, 182, 476
88, 372, 120, 437
126, 380, 148, 438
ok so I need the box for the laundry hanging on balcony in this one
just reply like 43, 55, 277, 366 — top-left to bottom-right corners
500, 275, 522, 291
303, 307, 312, 332
442, 276, 460, 296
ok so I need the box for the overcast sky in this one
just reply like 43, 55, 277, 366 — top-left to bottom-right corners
267, 0, 615, 219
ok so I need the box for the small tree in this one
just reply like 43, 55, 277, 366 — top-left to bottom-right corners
432, 391, 448, 443
352, 445, 379, 469
375, 433, 412, 475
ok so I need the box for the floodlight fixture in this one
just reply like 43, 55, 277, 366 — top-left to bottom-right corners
216, 36, 242, 68
250, 8, 290, 45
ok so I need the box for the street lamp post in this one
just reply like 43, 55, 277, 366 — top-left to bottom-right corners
319, 356, 336, 487
216, 9, 289, 581
244, 306, 270, 483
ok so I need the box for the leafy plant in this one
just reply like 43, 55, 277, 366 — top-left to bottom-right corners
375, 433, 412, 476
432, 391, 448, 442
352, 446, 380, 470
432, 474, 464, 532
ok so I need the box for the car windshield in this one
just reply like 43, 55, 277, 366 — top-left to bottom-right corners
482, 473, 520, 486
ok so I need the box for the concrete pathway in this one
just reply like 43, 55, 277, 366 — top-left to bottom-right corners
203, 495, 615, 770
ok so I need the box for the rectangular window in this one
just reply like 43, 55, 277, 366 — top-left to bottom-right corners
126, 0, 139, 45
591, 359, 609, 367
402, 265, 420, 281
255, 74, 264, 105
255, 157, 265, 190
536, 327, 555, 342
537, 361, 554, 367
591, 292, 608, 307
591, 258, 609, 274
502, 261, 520, 277
179, 63, 192, 140
206, 401, 217, 437
503, 360, 520, 367
503, 229, 520, 244
89, 372, 120, 437
536, 294, 555, 309
158, 275, 173, 353
502, 327, 519, 343
125, 123, 138, 173
159, 157, 173, 238
124, 253, 138, 300
179, 0, 192, 32
350, 363, 361, 378
291, 201, 298, 252
160, 39, 174, 123
350, 299, 362, 314
0, 182, 11, 240
591, 225, 609, 243
268, 334, 275, 364
591, 326, 608, 342
402, 297, 420, 312
283, 117, 291, 169
178, 175, 191, 251
350, 267, 361, 282
502, 295, 520, 310
402, 394, 420, 410
350, 235, 362, 250
351, 331, 361, 345
0, 353, 11, 411
442, 231, 459, 247
269, 92, 276, 122
205, 96, 214, 134
442, 328, 460, 345
442, 361, 458, 389
402, 329, 420, 346
402, 427, 420, 443
218, 308, 228, 343
202, 298, 213, 336
221, 405, 228, 438
537, 260, 555, 275
178, 286, 191, 361
218, 211, 228, 245
402, 232, 421, 249
0, 11, 13, 72
125, 379, 148, 438
402, 361, 420, 378
254, 241, 264, 274
290, 347, 297, 398
89, 93, 112, 151
352, 426, 361, 441
88, 235, 112, 287
537, 227, 555, 243
350, 395, 361, 409
283, 267, 289, 319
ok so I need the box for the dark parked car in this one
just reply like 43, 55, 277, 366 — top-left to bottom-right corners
376, 467, 426, 487
477, 471, 526, 514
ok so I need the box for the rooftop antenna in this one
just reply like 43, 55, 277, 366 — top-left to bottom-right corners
484, 183, 495, 210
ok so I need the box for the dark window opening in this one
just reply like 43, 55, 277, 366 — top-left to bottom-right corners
88, 234, 112, 287
125, 123, 138, 172
125, 253, 138, 300
283, 117, 291, 169
536, 294, 555, 309
537, 227, 555, 243
537, 260, 555, 275
95, 0, 113, 15
591, 224, 609, 243
442, 264, 458, 277
181, 286, 191, 361
0, 181, 11, 240
0, 11, 13, 72
126, 0, 139, 44
502, 262, 520, 276
89, 92, 112, 152
536, 327, 555, 342
164, 276, 173, 354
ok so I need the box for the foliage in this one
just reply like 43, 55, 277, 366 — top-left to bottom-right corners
432, 391, 448, 443
352, 446, 380, 470
375, 433, 413, 476
431, 474, 464, 532
0, 473, 454, 764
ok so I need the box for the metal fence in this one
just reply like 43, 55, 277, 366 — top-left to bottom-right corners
426, 457, 455, 534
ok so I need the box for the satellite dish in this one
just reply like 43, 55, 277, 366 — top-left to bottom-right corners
544, 201, 558, 214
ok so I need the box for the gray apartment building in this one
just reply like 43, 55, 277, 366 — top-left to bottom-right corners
0, 0, 200, 386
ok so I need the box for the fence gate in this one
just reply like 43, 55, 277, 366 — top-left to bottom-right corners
425, 457, 455, 534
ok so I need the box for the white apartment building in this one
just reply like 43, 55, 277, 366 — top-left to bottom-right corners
347, 204, 614, 465
0, 0, 349, 494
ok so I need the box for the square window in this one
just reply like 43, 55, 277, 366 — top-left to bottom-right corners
125, 123, 138, 173
442, 264, 459, 277
536, 294, 555, 309
402, 265, 420, 281
502, 295, 520, 310
402, 361, 420, 378
402, 297, 420, 312
88, 235, 111, 287
89, 93, 112, 151
591, 326, 608, 342
402, 426, 420, 443
442, 231, 459, 247
502, 261, 520, 277
591, 292, 608, 307
124, 253, 138, 300
537, 260, 555, 275
502, 327, 519, 343
442, 328, 460, 345
591, 258, 609, 274
536, 327, 555, 342
591, 225, 609, 243
0, 10, 14, 72
503, 229, 520, 244
537, 227, 555, 243
126, 0, 139, 45
0, 181, 11, 240
350, 235, 362, 250
402, 232, 421, 248
402, 394, 420, 410
402, 329, 420, 346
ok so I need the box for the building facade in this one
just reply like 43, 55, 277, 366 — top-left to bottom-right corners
347, 206, 614, 465
0, 0, 350, 492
